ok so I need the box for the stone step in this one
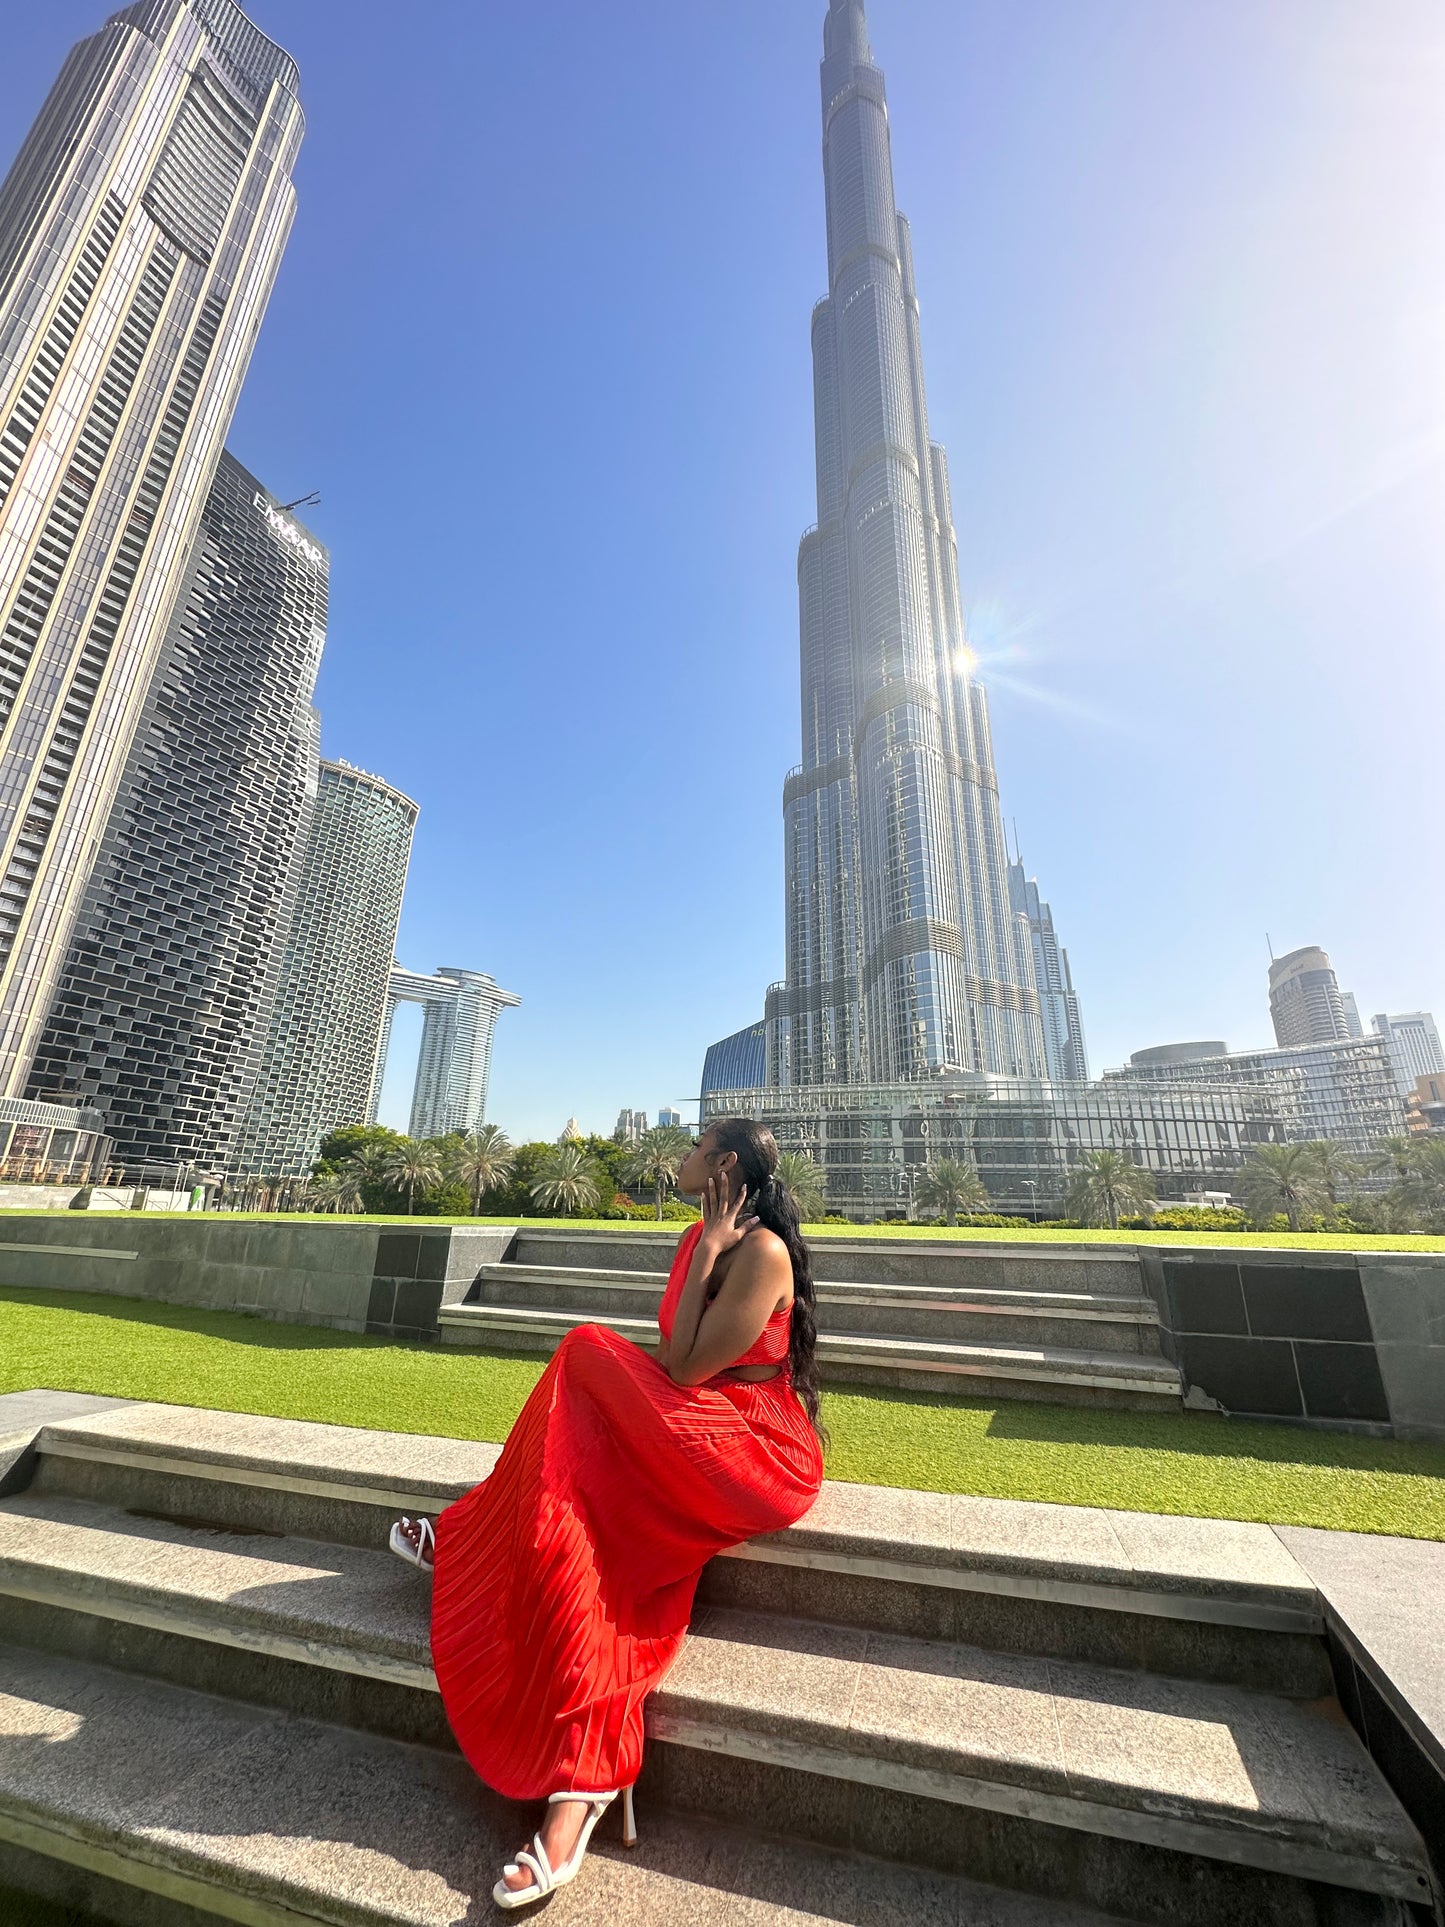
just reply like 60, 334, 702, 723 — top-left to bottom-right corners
0, 1480, 1332, 1714
471, 1264, 1165, 1353
0, 1645, 1134, 1927
510, 1228, 1146, 1296
0, 1501, 1425, 1925
437, 1303, 1184, 1407
20, 1403, 1319, 1686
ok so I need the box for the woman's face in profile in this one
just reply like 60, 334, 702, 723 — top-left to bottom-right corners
678, 1132, 738, 1202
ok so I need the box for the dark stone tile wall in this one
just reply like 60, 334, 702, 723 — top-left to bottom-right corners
1327, 1623, 1445, 1895
366, 1231, 453, 1342
1144, 1251, 1391, 1430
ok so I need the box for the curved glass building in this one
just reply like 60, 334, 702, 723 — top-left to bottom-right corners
236, 760, 418, 1176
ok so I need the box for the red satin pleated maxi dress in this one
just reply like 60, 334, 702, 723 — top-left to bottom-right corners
429, 1221, 824, 1801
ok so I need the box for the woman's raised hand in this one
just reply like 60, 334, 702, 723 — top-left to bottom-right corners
699, 1171, 760, 1255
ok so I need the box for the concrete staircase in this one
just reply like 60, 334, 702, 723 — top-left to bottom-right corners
0, 1399, 1436, 1925
439, 1229, 1183, 1411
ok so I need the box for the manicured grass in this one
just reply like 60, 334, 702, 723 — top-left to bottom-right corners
0, 1207, 1439, 1252
4, 1288, 1444, 1541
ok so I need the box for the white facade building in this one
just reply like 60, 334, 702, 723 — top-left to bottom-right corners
1372, 1011, 1445, 1099
0, 0, 304, 1098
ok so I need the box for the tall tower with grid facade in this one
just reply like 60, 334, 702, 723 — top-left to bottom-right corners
236, 760, 418, 1176
767, 0, 1046, 1088
24, 452, 326, 1172
0, 0, 303, 1099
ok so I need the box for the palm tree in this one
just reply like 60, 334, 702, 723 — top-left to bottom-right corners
1401, 1136, 1445, 1227
1372, 1135, 1423, 1183
305, 1173, 346, 1214
625, 1126, 693, 1220
446, 1124, 516, 1217
333, 1172, 365, 1214
1239, 1143, 1330, 1232
345, 1141, 392, 1201
531, 1144, 603, 1217
915, 1158, 989, 1225
1064, 1149, 1155, 1229
774, 1151, 826, 1223
1298, 1139, 1360, 1209
382, 1139, 444, 1215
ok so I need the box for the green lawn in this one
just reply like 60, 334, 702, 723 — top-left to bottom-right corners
4, 1288, 1444, 1540
0, 1207, 1440, 1252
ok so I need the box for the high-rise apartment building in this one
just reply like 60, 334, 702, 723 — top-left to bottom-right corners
1372, 1011, 1445, 1099
613, 1107, 650, 1145
237, 759, 417, 1175
766, 0, 1045, 1090
1007, 859, 1088, 1083
368, 964, 520, 1141
1268, 947, 1358, 1048
0, 0, 303, 1099
24, 452, 325, 1171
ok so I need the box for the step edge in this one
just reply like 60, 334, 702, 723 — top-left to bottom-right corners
0, 1805, 318, 1927
716, 1543, 1323, 1633
0, 1515, 1320, 1638
0, 1500, 1316, 1631
477, 1274, 1160, 1323
37, 1437, 458, 1512
0, 1565, 438, 1694
514, 1233, 1141, 1263
435, 1309, 1178, 1384
646, 1713, 1432, 1902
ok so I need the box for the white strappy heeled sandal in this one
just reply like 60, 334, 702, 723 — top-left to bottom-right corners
388, 1515, 434, 1569
492, 1786, 638, 1910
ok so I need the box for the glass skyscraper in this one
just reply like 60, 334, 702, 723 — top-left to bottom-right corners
0, 0, 303, 1100
25, 451, 326, 1172
1008, 858, 1089, 1083
236, 760, 418, 1176
767, 0, 1046, 1090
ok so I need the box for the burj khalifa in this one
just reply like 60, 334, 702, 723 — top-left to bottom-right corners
764, 0, 1054, 1090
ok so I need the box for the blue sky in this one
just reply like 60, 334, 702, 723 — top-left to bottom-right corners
6, 1, 1444, 1141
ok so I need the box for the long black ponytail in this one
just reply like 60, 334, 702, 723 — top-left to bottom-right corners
708, 1117, 826, 1439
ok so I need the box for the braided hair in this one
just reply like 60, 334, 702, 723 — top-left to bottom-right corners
707, 1117, 826, 1438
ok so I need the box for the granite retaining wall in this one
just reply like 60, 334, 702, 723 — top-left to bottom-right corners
0, 1216, 517, 1342
1140, 1247, 1445, 1441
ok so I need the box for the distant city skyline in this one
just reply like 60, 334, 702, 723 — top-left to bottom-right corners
8, 1, 1440, 1145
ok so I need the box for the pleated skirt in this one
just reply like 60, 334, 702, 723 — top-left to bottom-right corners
429, 1322, 824, 1801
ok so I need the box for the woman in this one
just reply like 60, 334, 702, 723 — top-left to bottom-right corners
390, 1117, 825, 1910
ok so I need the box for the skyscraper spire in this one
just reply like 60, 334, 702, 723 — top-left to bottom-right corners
825, 0, 869, 52
767, 2, 1048, 1088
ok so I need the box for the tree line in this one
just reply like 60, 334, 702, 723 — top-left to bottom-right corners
304, 1122, 1445, 1232
307, 1124, 832, 1222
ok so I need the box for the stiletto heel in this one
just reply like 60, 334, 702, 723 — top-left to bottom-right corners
621, 1784, 638, 1848
493, 1790, 625, 1909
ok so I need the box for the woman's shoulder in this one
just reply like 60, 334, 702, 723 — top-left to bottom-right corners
740, 1222, 790, 1266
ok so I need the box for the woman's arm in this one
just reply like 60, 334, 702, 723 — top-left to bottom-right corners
666, 1176, 790, 1386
